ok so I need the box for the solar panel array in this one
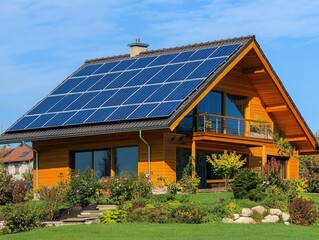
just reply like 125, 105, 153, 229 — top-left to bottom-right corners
9, 43, 241, 131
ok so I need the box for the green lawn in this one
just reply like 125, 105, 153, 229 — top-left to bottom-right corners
2, 192, 319, 239
1, 223, 319, 240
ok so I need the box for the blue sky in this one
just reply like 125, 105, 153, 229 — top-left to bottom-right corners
1, 0, 319, 136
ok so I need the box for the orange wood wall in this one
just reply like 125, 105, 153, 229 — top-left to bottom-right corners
33, 130, 169, 189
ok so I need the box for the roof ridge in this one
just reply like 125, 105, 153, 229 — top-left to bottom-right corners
85, 35, 255, 64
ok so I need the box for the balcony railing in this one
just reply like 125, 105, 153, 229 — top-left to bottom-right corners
193, 113, 272, 139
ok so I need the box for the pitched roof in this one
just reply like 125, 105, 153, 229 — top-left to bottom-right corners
1, 145, 33, 163
0, 35, 254, 143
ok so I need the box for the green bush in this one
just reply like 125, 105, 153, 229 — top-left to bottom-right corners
306, 174, 319, 193
231, 168, 264, 201
129, 207, 169, 223
40, 181, 70, 220
106, 173, 152, 204
100, 209, 127, 223
281, 179, 307, 203
1, 203, 43, 234
179, 175, 200, 194
68, 169, 100, 207
172, 204, 204, 224
209, 200, 240, 221
261, 185, 289, 212
289, 197, 319, 226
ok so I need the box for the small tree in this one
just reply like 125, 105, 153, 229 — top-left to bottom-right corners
207, 151, 246, 190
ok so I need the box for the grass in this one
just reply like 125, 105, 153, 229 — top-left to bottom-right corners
1, 223, 319, 240
1, 192, 319, 239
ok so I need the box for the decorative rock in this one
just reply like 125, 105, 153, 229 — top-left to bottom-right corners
284, 221, 290, 225
262, 214, 280, 223
234, 217, 255, 224
222, 218, 234, 223
233, 214, 240, 220
242, 208, 253, 217
282, 212, 290, 222
251, 206, 266, 215
269, 209, 282, 216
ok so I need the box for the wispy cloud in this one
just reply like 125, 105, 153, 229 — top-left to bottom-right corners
0, 0, 319, 131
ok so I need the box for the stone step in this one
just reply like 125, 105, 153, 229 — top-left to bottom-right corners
63, 217, 91, 223
77, 214, 100, 218
41, 221, 63, 227
97, 205, 117, 211
81, 210, 104, 214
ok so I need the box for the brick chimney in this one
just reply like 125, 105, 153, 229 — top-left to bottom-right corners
128, 38, 149, 57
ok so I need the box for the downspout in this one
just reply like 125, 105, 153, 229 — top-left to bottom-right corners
139, 130, 151, 178
20, 141, 39, 199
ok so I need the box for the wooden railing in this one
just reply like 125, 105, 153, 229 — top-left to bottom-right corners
181, 113, 272, 139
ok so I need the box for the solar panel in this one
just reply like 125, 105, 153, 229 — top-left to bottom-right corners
94, 61, 120, 75
127, 103, 159, 119
88, 73, 121, 91
127, 56, 157, 70
51, 77, 86, 95
70, 75, 104, 93
65, 110, 95, 125
8, 41, 242, 132
210, 44, 240, 58
147, 101, 182, 117
148, 53, 178, 66
73, 64, 103, 77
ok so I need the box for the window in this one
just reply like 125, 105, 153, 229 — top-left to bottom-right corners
19, 151, 30, 157
225, 94, 247, 136
14, 164, 20, 175
73, 149, 111, 178
115, 146, 138, 176
176, 148, 191, 180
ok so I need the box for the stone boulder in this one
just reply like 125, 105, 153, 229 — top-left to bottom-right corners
242, 208, 253, 217
282, 212, 290, 222
222, 218, 234, 223
233, 214, 240, 220
269, 208, 282, 216
234, 217, 255, 224
251, 206, 266, 215
262, 214, 280, 223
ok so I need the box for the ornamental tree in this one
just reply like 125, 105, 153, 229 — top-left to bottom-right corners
206, 151, 246, 190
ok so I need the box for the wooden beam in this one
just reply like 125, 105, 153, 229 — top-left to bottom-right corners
265, 105, 288, 112
191, 140, 196, 178
285, 136, 307, 142
242, 66, 265, 74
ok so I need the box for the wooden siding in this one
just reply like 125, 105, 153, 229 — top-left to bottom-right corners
33, 130, 169, 188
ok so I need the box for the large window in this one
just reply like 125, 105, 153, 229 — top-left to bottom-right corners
115, 146, 138, 176
225, 94, 247, 136
73, 149, 111, 179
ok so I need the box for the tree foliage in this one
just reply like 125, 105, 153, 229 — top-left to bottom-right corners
206, 151, 246, 190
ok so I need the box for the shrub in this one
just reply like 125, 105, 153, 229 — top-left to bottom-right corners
261, 185, 289, 212
231, 168, 264, 201
100, 209, 127, 223
40, 181, 70, 220
210, 200, 239, 221
179, 175, 200, 194
289, 197, 319, 226
129, 207, 169, 223
106, 173, 152, 204
306, 174, 319, 193
281, 179, 307, 203
1, 203, 43, 233
68, 169, 100, 207
172, 204, 204, 224
11, 179, 30, 203
0, 165, 13, 205
262, 157, 283, 187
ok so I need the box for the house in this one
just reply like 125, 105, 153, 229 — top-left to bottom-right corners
0, 145, 33, 180
0, 35, 317, 190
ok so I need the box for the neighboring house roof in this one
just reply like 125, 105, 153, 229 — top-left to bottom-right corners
1, 145, 33, 163
0, 35, 317, 152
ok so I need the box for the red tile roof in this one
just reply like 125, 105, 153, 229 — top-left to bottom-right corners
1, 145, 33, 163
